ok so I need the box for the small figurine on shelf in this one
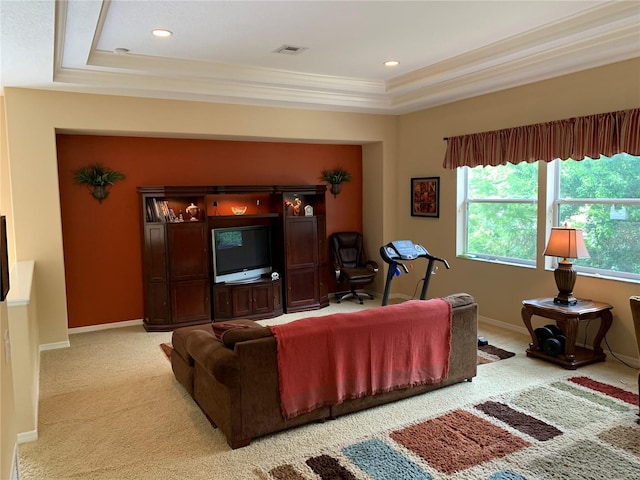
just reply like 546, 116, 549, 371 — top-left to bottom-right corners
285, 197, 302, 215
304, 204, 314, 216
186, 202, 199, 221
178, 210, 184, 222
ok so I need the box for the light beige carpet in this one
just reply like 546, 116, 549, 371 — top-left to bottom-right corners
18, 303, 638, 480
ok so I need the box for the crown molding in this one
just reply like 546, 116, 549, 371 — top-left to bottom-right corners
47, 0, 640, 114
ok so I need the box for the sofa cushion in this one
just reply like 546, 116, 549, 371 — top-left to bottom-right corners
222, 325, 273, 348
172, 323, 215, 366
212, 321, 253, 340
186, 329, 241, 387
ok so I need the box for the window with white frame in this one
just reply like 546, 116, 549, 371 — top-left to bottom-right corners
462, 161, 538, 265
460, 153, 640, 281
553, 153, 640, 280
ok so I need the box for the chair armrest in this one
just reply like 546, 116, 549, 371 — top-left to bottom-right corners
367, 260, 379, 272
333, 262, 342, 281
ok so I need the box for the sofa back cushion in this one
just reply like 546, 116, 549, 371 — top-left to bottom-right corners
222, 325, 273, 348
218, 293, 475, 349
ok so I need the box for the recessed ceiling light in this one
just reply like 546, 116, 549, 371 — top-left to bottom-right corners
384, 60, 400, 67
152, 29, 173, 38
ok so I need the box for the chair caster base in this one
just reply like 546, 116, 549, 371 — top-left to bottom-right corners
335, 291, 375, 304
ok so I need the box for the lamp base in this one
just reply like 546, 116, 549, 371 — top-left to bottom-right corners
552, 260, 578, 306
553, 293, 578, 306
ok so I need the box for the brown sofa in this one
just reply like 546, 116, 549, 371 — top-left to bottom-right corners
170, 293, 478, 448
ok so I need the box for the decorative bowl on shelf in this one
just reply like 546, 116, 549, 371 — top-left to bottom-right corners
231, 206, 247, 215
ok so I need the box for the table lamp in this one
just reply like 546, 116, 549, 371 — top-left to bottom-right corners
543, 226, 589, 306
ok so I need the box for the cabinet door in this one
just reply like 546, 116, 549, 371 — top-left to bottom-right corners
167, 222, 209, 281
286, 267, 320, 311
144, 224, 167, 282
317, 215, 327, 264
317, 216, 329, 306
286, 217, 318, 268
146, 282, 169, 326
231, 285, 253, 318
171, 280, 211, 324
213, 285, 232, 319
252, 283, 275, 315
273, 280, 283, 313
319, 265, 330, 307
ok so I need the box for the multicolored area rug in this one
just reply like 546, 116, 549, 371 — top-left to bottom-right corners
256, 376, 640, 480
477, 344, 515, 364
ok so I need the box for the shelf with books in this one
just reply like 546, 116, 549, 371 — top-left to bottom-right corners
145, 197, 205, 223
139, 187, 207, 224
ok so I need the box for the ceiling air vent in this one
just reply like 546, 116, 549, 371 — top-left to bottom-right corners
273, 44, 308, 55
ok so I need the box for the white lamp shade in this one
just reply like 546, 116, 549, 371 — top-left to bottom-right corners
543, 227, 590, 259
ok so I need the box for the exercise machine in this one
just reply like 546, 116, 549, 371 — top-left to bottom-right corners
379, 240, 450, 306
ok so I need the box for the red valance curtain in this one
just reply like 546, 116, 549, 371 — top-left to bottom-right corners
442, 108, 640, 169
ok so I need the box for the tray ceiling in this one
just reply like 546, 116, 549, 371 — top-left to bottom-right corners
1, 1, 639, 114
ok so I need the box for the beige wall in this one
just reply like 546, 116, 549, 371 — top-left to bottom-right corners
397, 58, 640, 359
2, 89, 398, 345
1, 95, 17, 480
2, 59, 639, 356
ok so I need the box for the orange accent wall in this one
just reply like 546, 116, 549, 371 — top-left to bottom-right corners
56, 135, 362, 328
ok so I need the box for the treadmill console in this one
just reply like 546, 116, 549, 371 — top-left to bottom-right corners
381, 240, 428, 262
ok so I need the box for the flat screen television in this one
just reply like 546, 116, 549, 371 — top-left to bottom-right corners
211, 225, 272, 283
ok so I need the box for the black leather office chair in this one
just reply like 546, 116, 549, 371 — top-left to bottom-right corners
330, 231, 378, 304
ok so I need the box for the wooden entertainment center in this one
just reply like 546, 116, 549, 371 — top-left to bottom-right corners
138, 185, 329, 331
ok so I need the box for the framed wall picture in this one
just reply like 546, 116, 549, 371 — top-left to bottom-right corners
411, 177, 440, 218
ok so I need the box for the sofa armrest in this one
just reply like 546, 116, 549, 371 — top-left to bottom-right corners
185, 330, 240, 387
445, 292, 475, 309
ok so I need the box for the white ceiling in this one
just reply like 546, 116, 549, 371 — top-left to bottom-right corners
1, 0, 639, 114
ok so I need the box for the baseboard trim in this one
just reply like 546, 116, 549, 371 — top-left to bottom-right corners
68, 318, 143, 335
479, 315, 528, 336
39, 340, 70, 351
17, 429, 38, 444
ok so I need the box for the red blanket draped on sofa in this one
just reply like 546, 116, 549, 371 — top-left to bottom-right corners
269, 299, 452, 419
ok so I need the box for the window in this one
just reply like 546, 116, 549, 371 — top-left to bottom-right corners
554, 153, 640, 280
462, 162, 538, 264
459, 153, 640, 281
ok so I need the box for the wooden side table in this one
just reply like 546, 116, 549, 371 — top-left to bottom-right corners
521, 297, 613, 370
